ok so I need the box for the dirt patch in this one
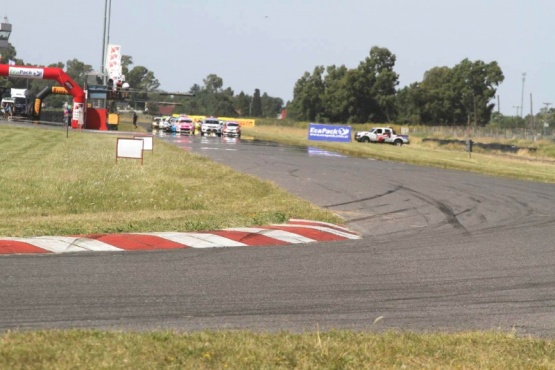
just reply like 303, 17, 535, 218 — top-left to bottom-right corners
421, 138, 537, 154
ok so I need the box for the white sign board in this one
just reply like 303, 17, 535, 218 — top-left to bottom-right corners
134, 135, 153, 151
116, 138, 144, 164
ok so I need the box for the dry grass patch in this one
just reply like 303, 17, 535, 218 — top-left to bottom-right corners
0, 330, 554, 369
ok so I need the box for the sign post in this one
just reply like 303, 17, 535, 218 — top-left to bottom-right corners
116, 138, 144, 164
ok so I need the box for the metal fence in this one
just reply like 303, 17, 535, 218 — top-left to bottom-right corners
0, 111, 66, 127
406, 126, 555, 141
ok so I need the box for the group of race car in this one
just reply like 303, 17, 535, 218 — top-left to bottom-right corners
152, 115, 241, 138
151, 116, 406, 146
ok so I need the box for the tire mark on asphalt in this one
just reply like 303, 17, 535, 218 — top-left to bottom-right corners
288, 168, 299, 178
315, 182, 345, 196
474, 216, 555, 236
507, 196, 535, 217
401, 187, 470, 236
324, 186, 403, 208
344, 208, 415, 224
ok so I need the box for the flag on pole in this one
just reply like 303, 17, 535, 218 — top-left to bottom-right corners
105, 44, 122, 81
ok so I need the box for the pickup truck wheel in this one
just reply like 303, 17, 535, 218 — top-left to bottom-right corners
362, 137, 370, 143
394, 139, 403, 146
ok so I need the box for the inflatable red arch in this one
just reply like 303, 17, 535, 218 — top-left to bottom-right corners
0, 64, 85, 128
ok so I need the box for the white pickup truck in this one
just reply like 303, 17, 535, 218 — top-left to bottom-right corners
354, 127, 410, 146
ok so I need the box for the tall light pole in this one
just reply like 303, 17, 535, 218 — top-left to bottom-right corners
543, 102, 552, 115
100, 0, 112, 78
520, 72, 526, 118
512, 105, 521, 131
106, 0, 112, 54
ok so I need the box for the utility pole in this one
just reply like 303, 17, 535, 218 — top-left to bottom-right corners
543, 102, 552, 116
513, 105, 520, 118
520, 73, 526, 118
543, 102, 552, 137
473, 94, 478, 127
530, 93, 535, 142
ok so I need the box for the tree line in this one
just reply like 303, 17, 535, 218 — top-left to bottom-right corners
288, 46, 505, 126
288, 46, 555, 128
1, 41, 552, 127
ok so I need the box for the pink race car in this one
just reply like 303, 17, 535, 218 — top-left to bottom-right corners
177, 116, 195, 135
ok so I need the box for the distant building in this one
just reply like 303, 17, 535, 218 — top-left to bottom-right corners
158, 105, 176, 116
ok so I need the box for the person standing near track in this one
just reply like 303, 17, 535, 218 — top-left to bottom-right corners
5, 102, 12, 119
133, 111, 138, 128
63, 105, 70, 126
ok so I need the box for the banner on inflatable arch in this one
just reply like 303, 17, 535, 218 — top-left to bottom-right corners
308, 123, 352, 142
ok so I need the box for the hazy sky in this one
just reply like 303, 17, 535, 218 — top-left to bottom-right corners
4, 0, 554, 116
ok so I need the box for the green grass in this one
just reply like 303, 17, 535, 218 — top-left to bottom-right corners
0, 125, 340, 237
1, 330, 554, 369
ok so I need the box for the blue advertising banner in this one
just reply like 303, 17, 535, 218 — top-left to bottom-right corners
308, 123, 352, 142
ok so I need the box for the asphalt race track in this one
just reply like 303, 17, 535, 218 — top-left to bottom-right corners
1, 131, 554, 337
